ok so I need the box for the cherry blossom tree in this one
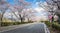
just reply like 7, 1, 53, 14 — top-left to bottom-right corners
46, 0, 60, 23
13, 0, 31, 22
0, 0, 9, 22
22, 8, 36, 22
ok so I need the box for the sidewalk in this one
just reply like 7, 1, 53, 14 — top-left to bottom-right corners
0, 23, 33, 32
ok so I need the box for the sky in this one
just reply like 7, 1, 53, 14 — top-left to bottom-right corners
6, 0, 45, 7
4, 0, 48, 21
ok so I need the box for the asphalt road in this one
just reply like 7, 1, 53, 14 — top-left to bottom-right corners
1, 23, 46, 33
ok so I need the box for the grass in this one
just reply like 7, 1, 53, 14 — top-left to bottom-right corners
52, 22, 60, 31
1, 21, 33, 27
49, 27, 60, 33
44, 21, 60, 33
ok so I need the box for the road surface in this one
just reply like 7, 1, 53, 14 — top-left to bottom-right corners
1, 22, 48, 33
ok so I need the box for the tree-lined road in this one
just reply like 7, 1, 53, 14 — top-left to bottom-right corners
1, 22, 49, 33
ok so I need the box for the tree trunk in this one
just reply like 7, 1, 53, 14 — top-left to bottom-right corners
19, 14, 23, 23
52, 16, 54, 22
0, 13, 4, 22
0, 10, 6, 27
28, 18, 29, 22
1, 15, 3, 22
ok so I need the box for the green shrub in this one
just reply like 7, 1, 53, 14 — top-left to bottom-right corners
1, 22, 33, 27
1, 22, 13, 26
28, 20, 33, 23
13, 22, 21, 25
52, 22, 60, 30
1, 22, 21, 26
21, 22, 28, 24
40, 21, 44, 22
45, 22, 51, 27
44, 21, 49, 22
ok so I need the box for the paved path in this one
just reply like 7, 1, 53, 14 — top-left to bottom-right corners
0, 23, 33, 32
0, 22, 47, 33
